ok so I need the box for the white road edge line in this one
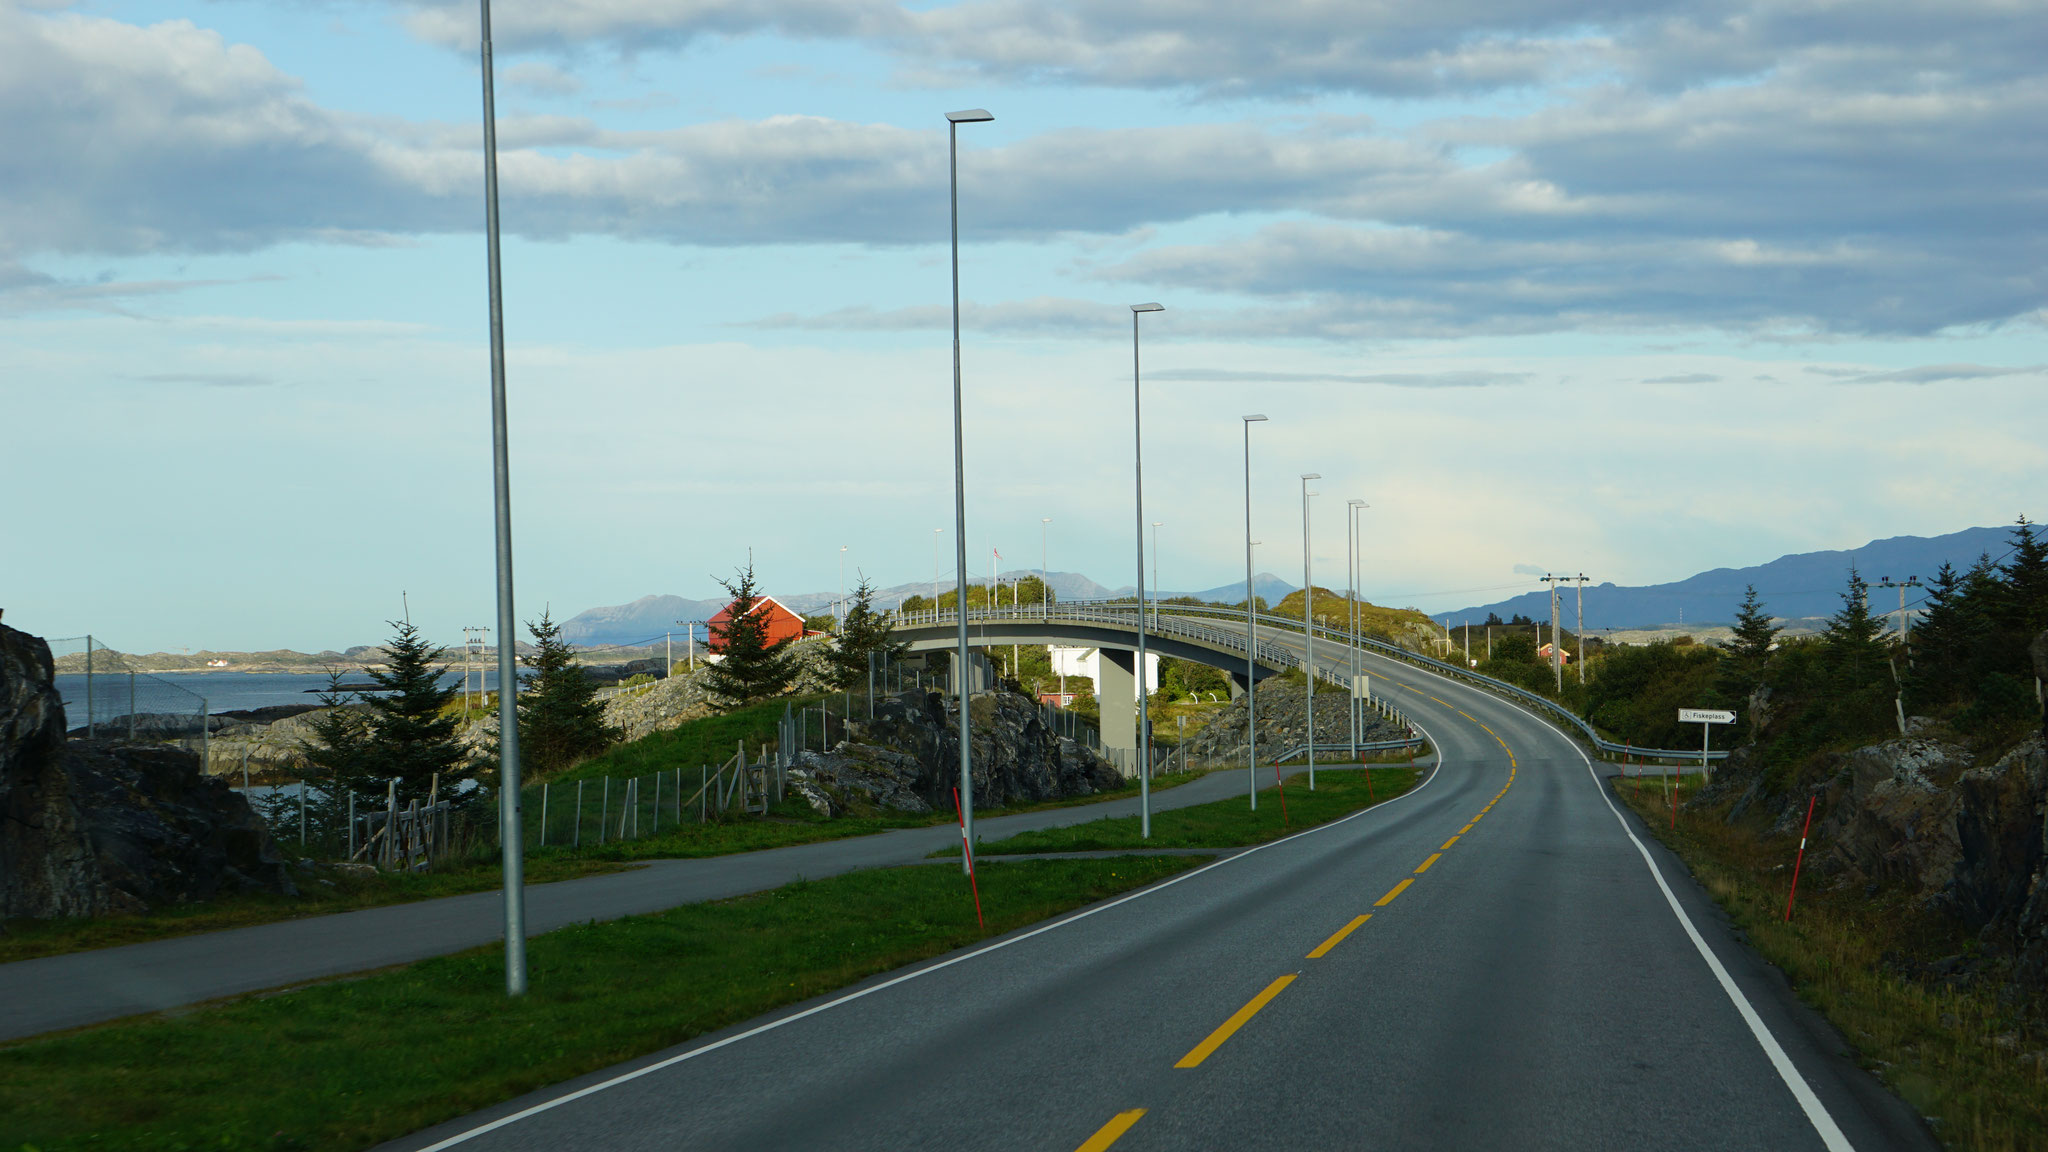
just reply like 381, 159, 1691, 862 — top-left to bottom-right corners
1579, 754, 1855, 1151
1416, 660, 1857, 1152
410, 730, 1449, 1151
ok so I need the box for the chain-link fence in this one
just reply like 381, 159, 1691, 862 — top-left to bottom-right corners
46, 635, 212, 751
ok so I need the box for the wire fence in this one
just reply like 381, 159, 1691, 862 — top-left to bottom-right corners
46, 635, 213, 750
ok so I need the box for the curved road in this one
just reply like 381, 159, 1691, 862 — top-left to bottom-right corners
388, 641, 1934, 1152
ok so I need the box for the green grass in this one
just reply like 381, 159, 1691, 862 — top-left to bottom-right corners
544, 695, 801, 786
1614, 774, 2048, 1152
946, 765, 1419, 855
0, 854, 632, 966
0, 856, 1200, 1152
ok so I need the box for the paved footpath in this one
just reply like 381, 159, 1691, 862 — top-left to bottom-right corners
0, 758, 1418, 1042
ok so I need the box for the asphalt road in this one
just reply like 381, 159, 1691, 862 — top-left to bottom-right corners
0, 750, 1352, 1042
386, 645, 1937, 1152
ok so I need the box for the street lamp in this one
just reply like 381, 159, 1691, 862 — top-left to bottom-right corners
947, 107, 992, 868
1151, 521, 1163, 630
838, 545, 848, 630
1301, 473, 1321, 790
1347, 499, 1368, 763
931, 528, 943, 614
1242, 414, 1267, 811
476, 0, 526, 997
1130, 302, 1163, 839
1041, 517, 1052, 621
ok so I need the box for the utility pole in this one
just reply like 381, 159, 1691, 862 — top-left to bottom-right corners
1875, 576, 1924, 646
1571, 573, 1591, 685
1540, 575, 1565, 693
462, 627, 489, 711
1301, 474, 1321, 790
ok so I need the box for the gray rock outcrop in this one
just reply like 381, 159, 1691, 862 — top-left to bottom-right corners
1, 625, 292, 919
784, 686, 1121, 818
1180, 678, 1406, 767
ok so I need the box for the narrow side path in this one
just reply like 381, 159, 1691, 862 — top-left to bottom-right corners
0, 756, 1427, 1043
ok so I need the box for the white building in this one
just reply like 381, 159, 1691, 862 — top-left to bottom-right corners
1047, 646, 1160, 696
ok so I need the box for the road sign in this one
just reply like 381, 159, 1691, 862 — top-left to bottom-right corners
1352, 675, 1370, 700
1679, 708, 1736, 724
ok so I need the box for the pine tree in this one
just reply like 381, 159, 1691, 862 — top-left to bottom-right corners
517, 609, 621, 774
1715, 584, 1779, 727
828, 576, 910, 689
704, 561, 797, 710
298, 670, 375, 783
1997, 517, 2048, 637
359, 618, 467, 805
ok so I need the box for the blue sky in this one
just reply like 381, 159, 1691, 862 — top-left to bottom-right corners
3, 0, 2043, 653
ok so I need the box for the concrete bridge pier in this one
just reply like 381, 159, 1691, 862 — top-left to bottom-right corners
1096, 650, 1137, 768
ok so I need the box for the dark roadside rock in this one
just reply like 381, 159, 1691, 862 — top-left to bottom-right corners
2, 624, 293, 920
1180, 677, 1405, 768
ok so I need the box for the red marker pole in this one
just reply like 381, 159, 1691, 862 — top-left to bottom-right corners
1272, 763, 1290, 828
1784, 796, 1817, 922
953, 787, 984, 931
1670, 763, 1678, 830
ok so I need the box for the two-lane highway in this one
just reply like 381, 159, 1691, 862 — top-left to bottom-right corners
388, 646, 1936, 1152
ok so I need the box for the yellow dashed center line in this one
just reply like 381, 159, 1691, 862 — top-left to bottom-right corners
1428, 695, 1450, 707
1457, 709, 1476, 722
1074, 1109, 1148, 1151
1458, 823, 1474, 834
1415, 853, 1442, 874
1441, 835, 1460, 850
1175, 975, 1296, 1068
1376, 878, 1414, 906
1306, 914, 1371, 959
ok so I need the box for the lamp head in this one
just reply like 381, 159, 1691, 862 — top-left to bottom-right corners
1130, 302, 1165, 313
1243, 414, 1267, 423
946, 109, 994, 123
1302, 473, 1321, 481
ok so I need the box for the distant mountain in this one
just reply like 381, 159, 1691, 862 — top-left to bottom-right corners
1444, 525, 2022, 631
558, 594, 728, 648
561, 570, 1300, 647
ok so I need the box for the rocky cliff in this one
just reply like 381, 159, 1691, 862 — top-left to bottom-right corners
785, 686, 1122, 818
1706, 727, 2048, 1011
1180, 678, 1407, 767
1, 625, 292, 919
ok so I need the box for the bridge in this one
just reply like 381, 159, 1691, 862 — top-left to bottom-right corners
891, 601, 1724, 765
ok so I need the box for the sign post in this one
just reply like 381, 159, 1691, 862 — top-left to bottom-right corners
1677, 708, 1736, 779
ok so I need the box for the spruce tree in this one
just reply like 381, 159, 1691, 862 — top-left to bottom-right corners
1715, 584, 1779, 728
704, 561, 797, 710
517, 609, 621, 774
359, 619, 467, 805
299, 670, 375, 784
827, 576, 910, 689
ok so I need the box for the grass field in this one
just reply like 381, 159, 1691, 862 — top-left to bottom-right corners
0, 856, 1200, 1152
1614, 773, 2047, 1152
946, 765, 1420, 855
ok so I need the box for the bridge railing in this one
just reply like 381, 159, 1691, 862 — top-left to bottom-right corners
896, 604, 1425, 759
910, 602, 1722, 765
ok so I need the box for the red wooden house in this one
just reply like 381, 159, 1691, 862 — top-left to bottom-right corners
706, 596, 816, 653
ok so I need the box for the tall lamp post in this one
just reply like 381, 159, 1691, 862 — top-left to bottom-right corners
476, 0, 526, 997
1242, 415, 1267, 810
1041, 517, 1052, 621
1348, 499, 1368, 761
1301, 473, 1321, 790
947, 107, 993, 869
838, 545, 848, 629
1130, 302, 1163, 839
932, 528, 943, 614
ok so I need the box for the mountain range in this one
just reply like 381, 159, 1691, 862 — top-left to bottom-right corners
559, 524, 2029, 647
1443, 524, 2023, 631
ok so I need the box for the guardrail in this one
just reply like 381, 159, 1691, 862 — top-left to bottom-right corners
905, 602, 1722, 765
1271, 736, 1425, 764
